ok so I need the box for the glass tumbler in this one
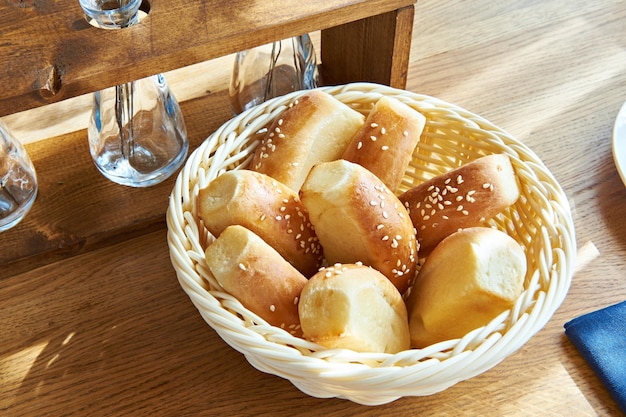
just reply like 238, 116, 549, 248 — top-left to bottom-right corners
0, 121, 37, 232
229, 34, 319, 114
79, 0, 188, 187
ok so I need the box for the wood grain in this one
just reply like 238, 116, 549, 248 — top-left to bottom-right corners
2, 0, 626, 415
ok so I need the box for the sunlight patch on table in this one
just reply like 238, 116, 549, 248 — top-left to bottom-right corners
0, 341, 48, 408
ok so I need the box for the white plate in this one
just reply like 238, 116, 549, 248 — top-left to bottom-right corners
612, 101, 626, 186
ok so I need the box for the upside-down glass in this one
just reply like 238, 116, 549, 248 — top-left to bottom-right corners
0, 121, 37, 232
229, 34, 318, 114
79, 0, 188, 187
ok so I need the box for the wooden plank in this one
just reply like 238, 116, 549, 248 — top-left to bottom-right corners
320, 5, 415, 89
0, 0, 415, 116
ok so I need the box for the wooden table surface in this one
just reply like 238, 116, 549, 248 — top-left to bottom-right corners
2, 0, 626, 415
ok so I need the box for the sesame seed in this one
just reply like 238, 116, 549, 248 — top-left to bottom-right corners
370, 135, 377, 141
238, 263, 246, 271
403, 130, 409, 136
270, 305, 276, 312
275, 127, 281, 133
376, 224, 384, 230
382, 235, 390, 241
280, 206, 287, 212
260, 214, 266, 221
381, 145, 389, 151
482, 183, 492, 189
275, 215, 282, 220
370, 200, 378, 206
462, 210, 469, 215
293, 297, 299, 304
278, 133, 285, 139
457, 175, 464, 184
381, 127, 387, 135
357, 141, 363, 150
278, 118, 284, 126
371, 122, 379, 128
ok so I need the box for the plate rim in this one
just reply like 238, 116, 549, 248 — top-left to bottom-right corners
612, 100, 626, 187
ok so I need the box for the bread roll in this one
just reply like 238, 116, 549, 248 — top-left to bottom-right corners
398, 153, 520, 256
300, 159, 418, 294
298, 263, 410, 353
198, 169, 322, 276
249, 89, 365, 191
342, 96, 426, 192
406, 227, 526, 348
205, 225, 307, 336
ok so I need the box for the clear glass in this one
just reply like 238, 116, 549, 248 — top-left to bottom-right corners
229, 34, 319, 114
80, 0, 188, 187
0, 121, 37, 232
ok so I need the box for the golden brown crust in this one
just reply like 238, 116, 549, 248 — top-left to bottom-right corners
300, 160, 418, 294
405, 227, 526, 348
398, 153, 520, 256
298, 263, 410, 353
205, 225, 307, 337
342, 96, 426, 192
198, 170, 323, 276
249, 89, 365, 191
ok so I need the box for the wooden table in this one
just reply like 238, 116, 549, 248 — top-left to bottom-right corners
2, 0, 626, 415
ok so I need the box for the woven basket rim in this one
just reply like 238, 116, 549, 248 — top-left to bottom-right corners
166, 82, 576, 405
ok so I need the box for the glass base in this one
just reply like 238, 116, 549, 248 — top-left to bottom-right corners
93, 141, 188, 188
0, 186, 37, 232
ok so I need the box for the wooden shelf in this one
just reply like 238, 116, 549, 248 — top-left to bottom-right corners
0, 0, 415, 116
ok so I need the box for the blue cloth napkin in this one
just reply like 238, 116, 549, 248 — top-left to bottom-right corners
564, 300, 626, 414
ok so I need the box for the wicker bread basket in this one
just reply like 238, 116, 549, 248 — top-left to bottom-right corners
166, 83, 576, 405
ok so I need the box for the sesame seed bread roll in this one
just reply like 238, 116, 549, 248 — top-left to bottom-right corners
198, 170, 323, 276
398, 154, 520, 256
298, 263, 410, 353
300, 159, 418, 294
250, 89, 365, 191
342, 96, 426, 192
205, 225, 307, 337
406, 227, 526, 348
